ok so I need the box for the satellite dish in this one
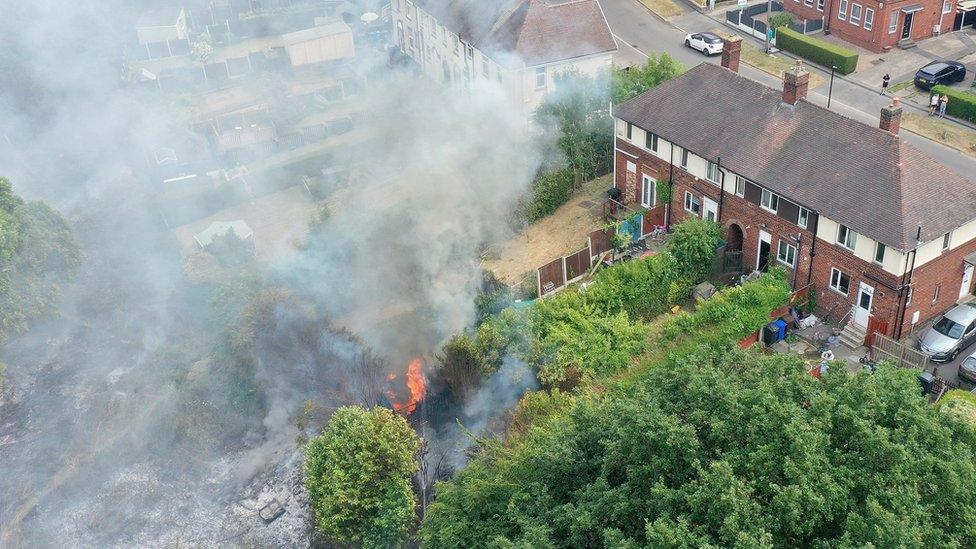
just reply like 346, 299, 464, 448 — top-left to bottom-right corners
361, 12, 379, 23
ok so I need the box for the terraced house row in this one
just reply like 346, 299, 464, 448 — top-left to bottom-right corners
612, 36, 976, 340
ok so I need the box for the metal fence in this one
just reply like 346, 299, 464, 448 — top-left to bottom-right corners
871, 333, 931, 370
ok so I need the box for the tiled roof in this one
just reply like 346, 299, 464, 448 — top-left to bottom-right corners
418, 0, 616, 67
613, 63, 976, 251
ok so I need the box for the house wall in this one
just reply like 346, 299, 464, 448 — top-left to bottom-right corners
285, 32, 356, 66
900, 234, 976, 336
521, 53, 614, 111
786, 0, 954, 52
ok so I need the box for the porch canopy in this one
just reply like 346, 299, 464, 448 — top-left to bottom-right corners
901, 3, 925, 12
959, 0, 976, 11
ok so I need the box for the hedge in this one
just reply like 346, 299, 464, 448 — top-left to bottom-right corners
776, 27, 858, 75
931, 85, 976, 124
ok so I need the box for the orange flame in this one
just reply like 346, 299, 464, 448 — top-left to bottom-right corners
392, 358, 427, 414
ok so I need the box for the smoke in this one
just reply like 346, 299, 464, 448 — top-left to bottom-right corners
0, 0, 555, 546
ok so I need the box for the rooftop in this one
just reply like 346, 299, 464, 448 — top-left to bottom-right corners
613, 63, 976, 251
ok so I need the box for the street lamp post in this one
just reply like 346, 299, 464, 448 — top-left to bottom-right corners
827, 65, 837, 108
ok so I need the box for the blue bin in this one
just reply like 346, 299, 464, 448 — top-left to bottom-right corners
773, 319, 788, 341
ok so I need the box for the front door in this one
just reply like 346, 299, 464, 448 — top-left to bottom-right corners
757, 230, 771, 272
960, 263, 975, 300
703, 197, 718, 222
902, 11, 914, 39
854, 282, 874, 327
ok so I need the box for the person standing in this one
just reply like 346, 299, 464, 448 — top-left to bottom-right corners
939, 93, 949, 118
881, 73, 890, 94
929, 92, 940, 116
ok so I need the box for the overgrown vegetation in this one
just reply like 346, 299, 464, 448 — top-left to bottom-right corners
305, 406, 421, 548
611, 53, 684, 105
665, 217, 722, 281
769, 12, 797, 29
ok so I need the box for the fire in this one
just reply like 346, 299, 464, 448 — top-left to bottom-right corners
391, 358, 427, 414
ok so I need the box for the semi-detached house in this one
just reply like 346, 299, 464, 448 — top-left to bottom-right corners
612, 36, 976, 341
391, 0, 617, 111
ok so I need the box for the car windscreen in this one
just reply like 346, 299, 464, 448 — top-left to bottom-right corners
933, 316, 964, 339
964, 357, 976, 370
703, 35, 722, 44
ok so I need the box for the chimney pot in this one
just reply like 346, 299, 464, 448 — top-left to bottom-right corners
721, 36, 742, 73
782, 62, 809, 105
880, 98, 903, 135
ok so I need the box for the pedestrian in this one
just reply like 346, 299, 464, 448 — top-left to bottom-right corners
881, 73, 890, 94
929, 92, 939, 116
939, 93, 949, 117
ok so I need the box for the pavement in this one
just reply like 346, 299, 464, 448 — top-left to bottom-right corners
603, 0, 976, 180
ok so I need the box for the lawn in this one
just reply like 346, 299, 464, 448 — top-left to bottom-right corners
902, 112, 976, 159
713, 29, 825, 88
639, 0, 685, 18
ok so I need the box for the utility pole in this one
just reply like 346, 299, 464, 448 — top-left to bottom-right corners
764, 0, 773, 52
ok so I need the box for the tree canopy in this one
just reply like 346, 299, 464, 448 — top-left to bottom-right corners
612, 53, 684, 105
305, 406, 421, 548
421, 349, 976, 547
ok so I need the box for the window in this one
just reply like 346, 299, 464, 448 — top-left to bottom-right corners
760, 189, 779, 212
735, 176, 746, 196
641, 175, 656, 208
684, 191, 701, 214
680, 149, 689, 168
466, 44, 473, 60
943, 232, 952, 250
933, 283, 942, 304
850, 3, 862, 24
777, 240, 797, 267
906, 286, 913, 305
645, 131, 658, 152
837, 224, 857, 250
406, 0, 414, 19
534, 66, 546, 90
706, 161, 719, 183
798, 207, 810, 229
804, 0, 813, 6
817, 0, 825, 11
482, 58, 489, 77
943, 0, 953, 13
888, 10, 899, 33
626, 122, 633, 140
864, 7, 874, 29
830, 268, 851, 295
874, 242, 886, 264
838, 0, 848, 20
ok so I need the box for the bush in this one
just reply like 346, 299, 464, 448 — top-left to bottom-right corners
932, 85, 976, 124
776, 27, 858, 75
769, 12, 797, 29
522, 169, 576, 222
666, 217, 722, 282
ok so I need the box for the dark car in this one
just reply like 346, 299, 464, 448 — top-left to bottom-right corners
914, 61, 967, 90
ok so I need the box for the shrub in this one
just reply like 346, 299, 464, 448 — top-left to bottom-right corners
612, 53, 684, 104
522, 169, 576, 222
769, 12, 797, 29
666, 217, 722, 282
776, 27, 858, 75
932, 85, 976, 124
585, 252, 692, 321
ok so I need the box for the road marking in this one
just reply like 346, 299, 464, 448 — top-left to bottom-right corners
612, 32, 649, 59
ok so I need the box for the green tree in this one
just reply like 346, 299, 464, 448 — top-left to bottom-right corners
536, 72, 614, 183
421, 349, 976, 547
666, 217, 722, 282
612, 53, 683, 104
306, 406, 421, 548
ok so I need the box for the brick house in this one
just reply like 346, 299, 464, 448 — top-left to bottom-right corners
391, 0, 617, 111
612, 37, 976, 340
785, 0, 960, 51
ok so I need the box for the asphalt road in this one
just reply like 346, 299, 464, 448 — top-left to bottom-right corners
602, 0, 976, 180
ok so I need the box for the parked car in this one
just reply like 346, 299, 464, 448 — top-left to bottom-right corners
917, 303, 976, 362
684, 32, 724, 56
914, 61, 967, 90
959, 352, 976, 384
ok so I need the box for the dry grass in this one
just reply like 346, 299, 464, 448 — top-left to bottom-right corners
902, 112, 976, 159
639, 0, 685, 18
713, 29, 824, 88
482, 175, 610, 286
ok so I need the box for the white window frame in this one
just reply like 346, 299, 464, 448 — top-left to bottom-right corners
406, 0, 414, 19
839, 0, 849, 20
680, 149, 689, 169
888, 10, 899, 33
735, 176, 746, 197
804, 0, 813, 6
943, 0, 953, 14
626, 122, 633, 140
641, 174, 656, 208
777, 240, 798, 267
837, 224, 857, 251
798, 207, 810, 229
874, 242, 886, 264
760, 189, 779, 213
864, 7, 874, 29
943, 232, 952, 250
705, 161, 719, 184
534, 67, 546, 90
684, 191, 701, 215
817, 0, 825, 11
830, 268, 851, 296
645, 131, 658, 152
850, 3, 862, 25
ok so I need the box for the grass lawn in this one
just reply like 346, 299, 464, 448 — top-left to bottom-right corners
902, 112, 976, 159
713, 29, 825, 88
939, 389, 976, 424
639, 0, 685, 18
889, 80, 913, 93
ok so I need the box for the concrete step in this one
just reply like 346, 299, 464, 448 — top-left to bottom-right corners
898, 39, 918, 50
838, 323, 867, 348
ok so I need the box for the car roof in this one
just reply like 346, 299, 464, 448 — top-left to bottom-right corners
700, 32, 720, 39
921, 61, 950, 72
943, 303, 976, 324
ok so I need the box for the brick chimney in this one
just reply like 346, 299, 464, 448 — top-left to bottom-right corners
880, 97, 903, 135
721, 36, 742, 73
782, 60, 809, 105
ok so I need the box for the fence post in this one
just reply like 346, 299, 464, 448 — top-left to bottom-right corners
561, 256, 568, 288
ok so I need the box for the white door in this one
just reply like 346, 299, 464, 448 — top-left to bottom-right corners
854, 282, 874, 327
703, 197, 718, 222
960, 263, 974, 301
757, 230, 771, 272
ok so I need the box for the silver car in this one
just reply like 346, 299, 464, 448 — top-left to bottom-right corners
959, 353, 976, 384
918, 303, 976, 362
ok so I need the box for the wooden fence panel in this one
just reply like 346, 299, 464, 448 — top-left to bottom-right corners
565, 248, 590, 282
871, 333, 930, 370
538, 258, 564, 296
589, 227, 614, 260
865, 317, 890, 348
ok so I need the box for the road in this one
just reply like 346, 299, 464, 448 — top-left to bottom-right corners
601, 0, 976, 180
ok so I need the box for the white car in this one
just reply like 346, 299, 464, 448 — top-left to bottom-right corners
684, 32, 724, 56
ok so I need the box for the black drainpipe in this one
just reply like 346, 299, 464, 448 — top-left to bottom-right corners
666, 145, 675, 231
894, 227, 922, 340
805, 211, 820, 287
716, 157, 725, 223
792, 233, 803, 290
